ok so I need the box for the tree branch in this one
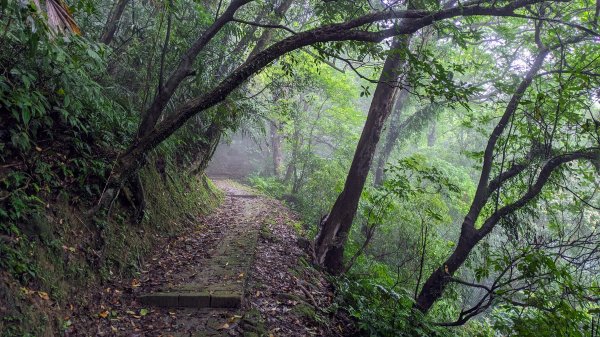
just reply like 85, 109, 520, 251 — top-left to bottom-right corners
479, 148, 600, 237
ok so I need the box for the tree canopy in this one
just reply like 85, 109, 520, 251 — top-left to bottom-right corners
1, 0, 599, 335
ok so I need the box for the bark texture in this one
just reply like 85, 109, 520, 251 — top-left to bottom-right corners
314, 36, 410, 274
100, 0, 130, 45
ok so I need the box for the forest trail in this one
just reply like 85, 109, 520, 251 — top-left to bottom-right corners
68, 179, 351, 336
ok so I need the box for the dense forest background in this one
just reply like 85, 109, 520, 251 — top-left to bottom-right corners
1, 0, 599, 335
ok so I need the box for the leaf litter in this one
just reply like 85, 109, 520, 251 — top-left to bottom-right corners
65, 179, 354, 336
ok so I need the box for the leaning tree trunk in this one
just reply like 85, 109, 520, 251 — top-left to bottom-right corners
91, 0, 536, 215
373, 89, 409, 186
314, 35, 410, 274
136, 0, 251, 140
100, 0, 130, 45
414, 48, 551, 313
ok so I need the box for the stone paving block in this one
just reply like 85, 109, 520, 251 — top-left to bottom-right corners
139, 185, 262, 310
139, 292, 179, 307
179, 292, 211, 307
210, 292, 242, 308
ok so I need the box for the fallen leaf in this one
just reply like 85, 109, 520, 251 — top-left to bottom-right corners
20, 287, 34, 296
131, 279, 141, 288
37, 291, 50, 300
99, 310, 109, 318
61, 245, 76, 253
228, 315, 242, 323
218, 323, 230, 330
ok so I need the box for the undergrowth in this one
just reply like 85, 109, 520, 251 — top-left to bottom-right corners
0, 2, 222, 335
0, 167, 221, 336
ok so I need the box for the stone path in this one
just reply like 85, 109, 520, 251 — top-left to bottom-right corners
67, 178, 353, 336
139, 181, 262, 310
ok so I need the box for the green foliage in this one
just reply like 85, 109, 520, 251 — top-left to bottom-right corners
2, 0, 600, 336
492, 302, 593, 337
0, 1, 132, 284
334, 276, 491, 337
0, 2, 222, 334
248, 175, 287, 198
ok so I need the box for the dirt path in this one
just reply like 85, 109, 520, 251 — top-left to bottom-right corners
67, 179, 353, 336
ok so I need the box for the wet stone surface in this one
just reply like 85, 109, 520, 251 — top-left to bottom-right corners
138, 181, 262, 310
66, 179, 353, 336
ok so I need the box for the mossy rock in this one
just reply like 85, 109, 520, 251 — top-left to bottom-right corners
292, 303, 317, 320
260, 226, 277, 243
240, 308, 266, 337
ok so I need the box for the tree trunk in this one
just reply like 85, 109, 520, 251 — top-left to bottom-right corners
415, 222, 479, 311
414, 49, 551, 313
314, 36, 410, 274
100, 0, 130, 45
136, 0, 251, 139
373, 88, 409, 186
427, 121, 437, 147
413, 147, 598, 312
270, 121, 283, 177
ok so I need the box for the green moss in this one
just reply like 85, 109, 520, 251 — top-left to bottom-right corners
260, 225, 277, 243
240, 308, 267, 337
0, 166, 221, 336
291, 303, 317, 320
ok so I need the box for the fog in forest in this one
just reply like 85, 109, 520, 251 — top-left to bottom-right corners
1, 0, 599, 336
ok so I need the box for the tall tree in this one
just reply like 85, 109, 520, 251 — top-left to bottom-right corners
313, 36, 410, 273
415, 40, 600, 313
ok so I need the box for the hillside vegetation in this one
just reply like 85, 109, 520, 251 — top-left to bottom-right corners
1, 0, 600, 336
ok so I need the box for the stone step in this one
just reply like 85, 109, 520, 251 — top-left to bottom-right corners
137, 184, 262, 312
139, 291, 241, 308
